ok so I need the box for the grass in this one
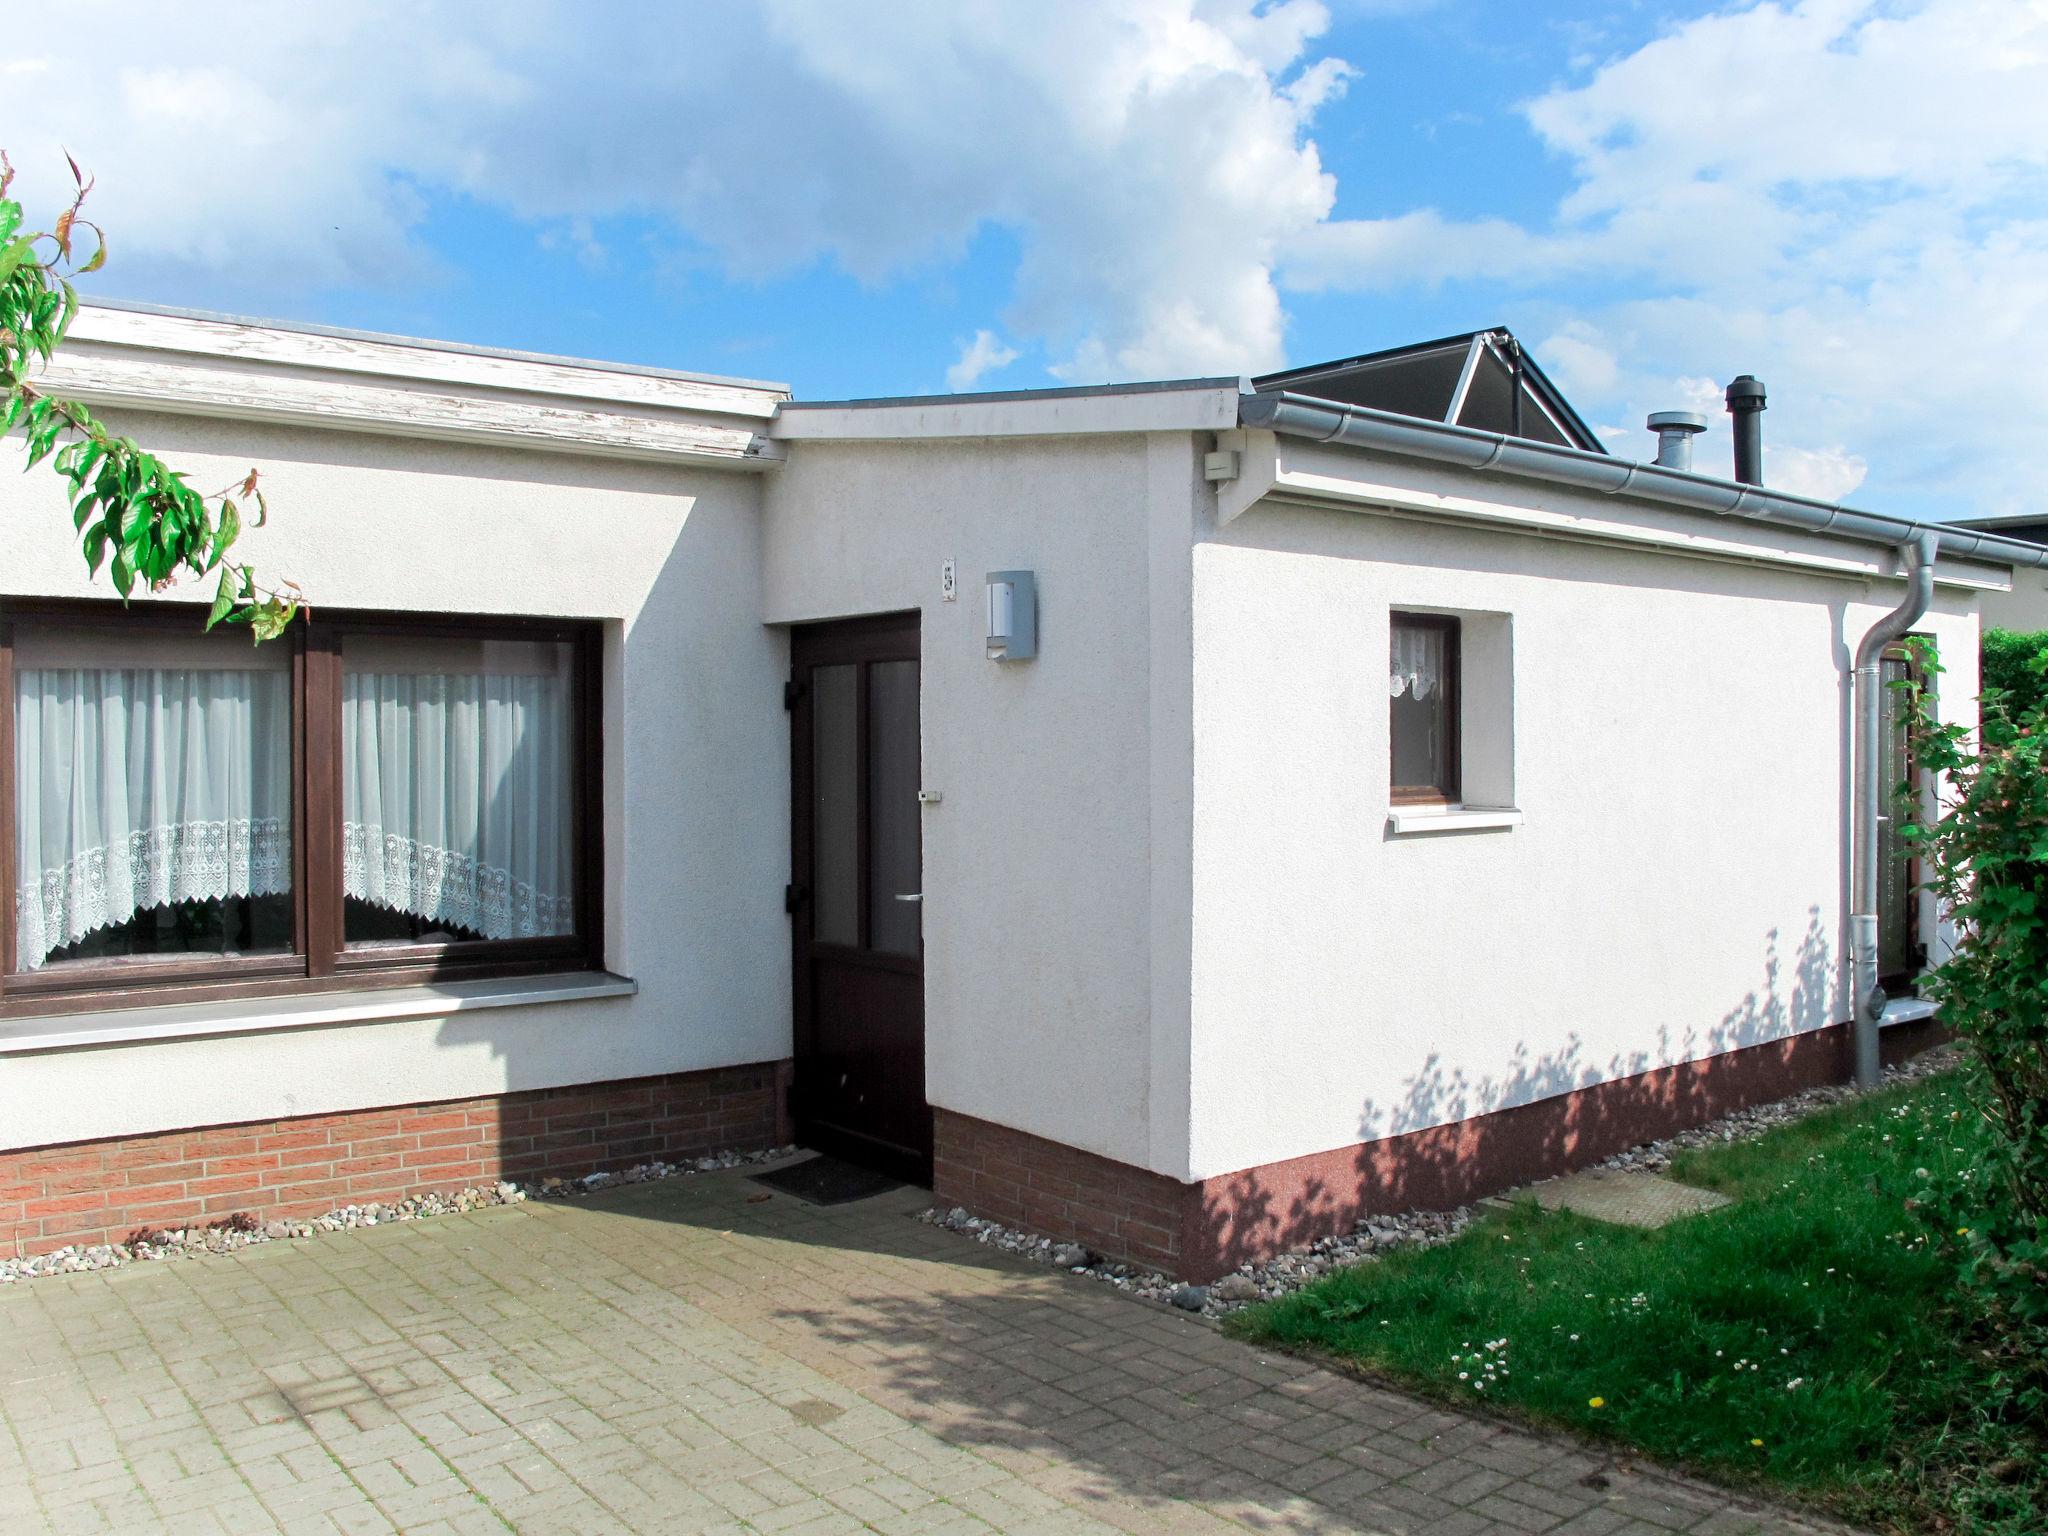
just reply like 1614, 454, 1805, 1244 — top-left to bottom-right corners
1227, 1071, 2045, 1534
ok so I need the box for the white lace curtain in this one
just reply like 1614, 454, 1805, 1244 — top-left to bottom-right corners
1390, 622, 1445, 700
13, 645, 291, 971
342, 641, 575, 941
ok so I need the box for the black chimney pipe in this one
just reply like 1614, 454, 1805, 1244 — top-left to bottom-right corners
1726, 374, 1766, 486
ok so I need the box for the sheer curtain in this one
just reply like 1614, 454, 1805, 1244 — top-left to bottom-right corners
1390, 622, 1445, 699
13, 633, 292, 971
341, 637, 576, 942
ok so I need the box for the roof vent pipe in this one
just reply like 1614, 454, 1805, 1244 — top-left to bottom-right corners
1726, 375, 1766, 485
1647, 410, 1707, 471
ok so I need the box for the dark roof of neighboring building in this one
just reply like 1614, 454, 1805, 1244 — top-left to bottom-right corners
1943, 511, 2048, 546
1253, 328, 1607, 455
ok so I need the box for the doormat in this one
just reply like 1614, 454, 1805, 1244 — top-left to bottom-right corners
750, 1155, 904, 1207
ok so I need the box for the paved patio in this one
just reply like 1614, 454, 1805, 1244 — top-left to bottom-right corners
0, 1157, 1844, 1536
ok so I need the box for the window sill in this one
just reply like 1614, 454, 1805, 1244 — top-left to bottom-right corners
0, 970, 637, 1057
1880, 996, 1939, 1027
1387, 805, 1524, 836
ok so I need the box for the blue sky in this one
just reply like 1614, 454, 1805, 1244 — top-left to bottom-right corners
229, 2, 1638, 398
6, 1, 2045, 517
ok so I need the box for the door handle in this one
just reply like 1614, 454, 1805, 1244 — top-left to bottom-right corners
894, 893, 922, 903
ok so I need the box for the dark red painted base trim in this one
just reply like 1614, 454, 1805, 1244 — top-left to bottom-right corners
935, 1019, 1946, 1282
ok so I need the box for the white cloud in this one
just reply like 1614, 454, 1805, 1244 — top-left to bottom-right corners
1, 0, 1343, 380
7, 0, 2040, 516
1535, 324, 1619, 400
1280, 0, 2048, 515
1765, 443, 1869, 504
946, 329, 1020, 391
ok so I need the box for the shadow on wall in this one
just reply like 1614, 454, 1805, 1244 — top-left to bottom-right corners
1187, 911, 1860, 1276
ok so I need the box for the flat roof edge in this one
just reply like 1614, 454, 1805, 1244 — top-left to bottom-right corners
78, 297, 790, 395
780, 376, 1244, 411
1240, 391, 2048, 572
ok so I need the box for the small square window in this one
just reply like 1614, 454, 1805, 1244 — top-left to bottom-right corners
1390, 612, 1460, 804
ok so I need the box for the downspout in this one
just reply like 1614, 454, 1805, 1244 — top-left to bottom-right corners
1850, 531, 1937, 1087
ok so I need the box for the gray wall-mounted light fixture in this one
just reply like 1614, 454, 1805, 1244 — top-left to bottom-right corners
985, 569, 1037, 661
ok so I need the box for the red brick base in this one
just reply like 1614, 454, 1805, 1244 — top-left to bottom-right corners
1, 1061, 786, 1259
935, 1018, 1945, 1282
933, 1111, 1187, 1272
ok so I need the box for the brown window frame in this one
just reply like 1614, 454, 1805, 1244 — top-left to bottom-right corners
1877, 637, 1930, 991
1389, 611, 1461, 806
0, 599, 604, 1019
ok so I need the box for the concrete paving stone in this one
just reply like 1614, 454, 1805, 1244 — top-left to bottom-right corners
864, 1509, 999, 1536
1500, 1477, 1608, 1522
1683, 1514, 1810, 1536
1402, 1459, 1518, 1505
825, 1479, 923, 1524
787, 1450, 901, 1498
1525, 1170, 1734, 1231
1373, 1475, 1480, 1527
1528, 1453, 1627, 1493
0, 1170, 1842, 1535
1601, 1482, 1737, 1531
326, 1501, 409, 1536
1544, 1510, 1648, 1536
1467, 1488, 1573, 1532
1413, 1507, 1510, 1536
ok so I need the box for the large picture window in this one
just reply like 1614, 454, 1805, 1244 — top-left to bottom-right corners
2, 603, 600, 1014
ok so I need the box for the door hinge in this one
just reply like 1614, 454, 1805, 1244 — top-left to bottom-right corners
783, 679, 807, 710
784, 882, 808, 914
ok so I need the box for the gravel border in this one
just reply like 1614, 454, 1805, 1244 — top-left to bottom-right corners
921, 1046, 1961, 1318
1, 1144, 798, 1285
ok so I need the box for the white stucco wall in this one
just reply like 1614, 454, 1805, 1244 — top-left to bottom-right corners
1187, 460, 1982, 1181
1, 382, 1998, 1193
760, 433, 1199, 1174
0, 408, 791, 1149
1976, 564, 2048, 634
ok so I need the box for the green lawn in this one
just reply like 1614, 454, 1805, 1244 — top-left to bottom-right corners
1228, 1071, 2044, 1534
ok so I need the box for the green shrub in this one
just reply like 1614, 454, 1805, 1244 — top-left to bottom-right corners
1980, 629, 2048, 715
1902, 642, 2048, 1423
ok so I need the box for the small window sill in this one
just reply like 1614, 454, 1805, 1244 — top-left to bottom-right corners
0, 970, 637, 1057
1880, 996, 1940, 1027
1387, 805, 1524, 836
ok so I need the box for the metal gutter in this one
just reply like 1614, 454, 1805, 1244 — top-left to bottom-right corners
1239, 391, 2048, 571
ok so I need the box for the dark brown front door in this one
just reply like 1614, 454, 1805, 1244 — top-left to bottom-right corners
788, 612, 929, 1182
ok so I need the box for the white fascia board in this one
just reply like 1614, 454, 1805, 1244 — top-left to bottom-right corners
771, 385, 1242, 441
40, 305, 787, 469
1219, 433, 2011, 592
68, 306, 787, 418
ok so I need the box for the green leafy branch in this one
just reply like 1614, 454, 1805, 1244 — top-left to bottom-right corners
1898, 639, 2048, 1404
0, 150, 300, 639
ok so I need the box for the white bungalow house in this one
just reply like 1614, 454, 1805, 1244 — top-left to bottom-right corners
1, 306, 2031, 1278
